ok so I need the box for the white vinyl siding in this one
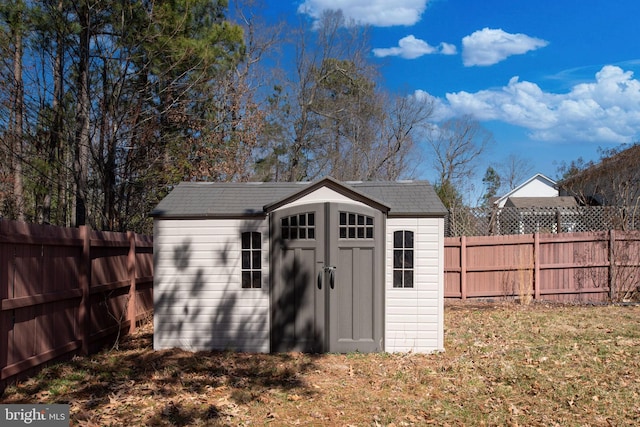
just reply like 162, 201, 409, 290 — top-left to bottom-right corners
153, 218, 270, 352
385, 217, 444, 353
283, 186, 368, 208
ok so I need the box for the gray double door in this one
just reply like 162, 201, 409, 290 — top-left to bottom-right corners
272, 202, 384, 353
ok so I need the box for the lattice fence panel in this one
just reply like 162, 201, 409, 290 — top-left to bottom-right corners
446, 206, 640, 237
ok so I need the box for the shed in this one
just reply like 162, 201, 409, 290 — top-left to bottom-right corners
150, 177, 446, 353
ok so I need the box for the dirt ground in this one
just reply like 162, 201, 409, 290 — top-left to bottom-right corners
3, 302, 640, 426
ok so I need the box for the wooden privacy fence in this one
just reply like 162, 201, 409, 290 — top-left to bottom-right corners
0, 220, 153, 391
445, 230, 640, 302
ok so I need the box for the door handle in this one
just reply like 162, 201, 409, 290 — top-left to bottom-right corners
323, 266, 336, 289
317, 270, 322, 289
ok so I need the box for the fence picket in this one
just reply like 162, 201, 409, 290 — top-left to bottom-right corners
0, 220, 153, 393
445, 231, 639, 303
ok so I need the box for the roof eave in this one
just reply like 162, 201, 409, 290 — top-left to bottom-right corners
388, 212, 447, 218
150, 212, 267, 220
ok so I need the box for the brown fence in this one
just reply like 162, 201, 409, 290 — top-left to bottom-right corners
445, 230, 640, 302
0, 220, 153, 392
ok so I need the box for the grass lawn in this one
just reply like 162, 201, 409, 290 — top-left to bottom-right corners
2, 303, 640, 426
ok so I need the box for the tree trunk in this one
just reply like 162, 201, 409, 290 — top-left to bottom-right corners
43, 0, 65, 225
100, 60, 116, 230
11, 4, 25, 221
73, 1, 90, 227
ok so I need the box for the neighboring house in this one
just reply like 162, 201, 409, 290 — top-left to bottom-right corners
492, 174, 580, 234
150, 176, 446, 354
559, 144, 640, 207
493, 173, 559, 208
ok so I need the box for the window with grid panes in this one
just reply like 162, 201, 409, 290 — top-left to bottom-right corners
393, 230, 414, 288
241, 232, 262, 288
281, 212, 315, 240
339, 211, 374, 239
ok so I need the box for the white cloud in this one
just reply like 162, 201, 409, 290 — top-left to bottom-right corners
439, 42, 457, 55
298, 0, 429, 27
461, 28, 549, 67
412, 89, 453, 122
441, 65, 640, 143
373, 35, 457, 59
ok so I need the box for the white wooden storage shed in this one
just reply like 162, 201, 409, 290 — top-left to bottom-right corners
151, 177, 446, 353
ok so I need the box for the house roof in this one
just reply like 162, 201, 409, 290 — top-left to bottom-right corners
505, 196, 578, 208
494, 173, 557, 207
560, 143, 640, 187
150, 177, 447, 219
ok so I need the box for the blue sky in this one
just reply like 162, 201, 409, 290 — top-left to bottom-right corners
266, 0, 640, 196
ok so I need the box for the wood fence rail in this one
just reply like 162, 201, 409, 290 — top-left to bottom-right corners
0, 220, 153, 393
445, 230, 640, 302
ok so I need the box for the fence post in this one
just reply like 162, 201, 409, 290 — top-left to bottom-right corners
78, 225, 91, 355
609, 229, 616, 301
0, 221, 7, 393
460, 236, 467, 300
127, 231, 137, 334
534, 233, 540, 300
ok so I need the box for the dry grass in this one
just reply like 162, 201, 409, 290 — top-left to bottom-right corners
3, 303, 640, 426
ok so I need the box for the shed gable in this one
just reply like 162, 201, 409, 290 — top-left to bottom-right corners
265, 177, 389, 214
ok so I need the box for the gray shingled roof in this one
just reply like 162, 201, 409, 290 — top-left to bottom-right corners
150, 178, 446, 218
505, 196, 578, 208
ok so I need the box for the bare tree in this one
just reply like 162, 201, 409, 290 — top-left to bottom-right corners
366, 93, 434, 180
496, 153, 534, 192
559, 144, 640, 230
259, 9, 432, 182
290, 9, 375, 181
425, 115, 493, 208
